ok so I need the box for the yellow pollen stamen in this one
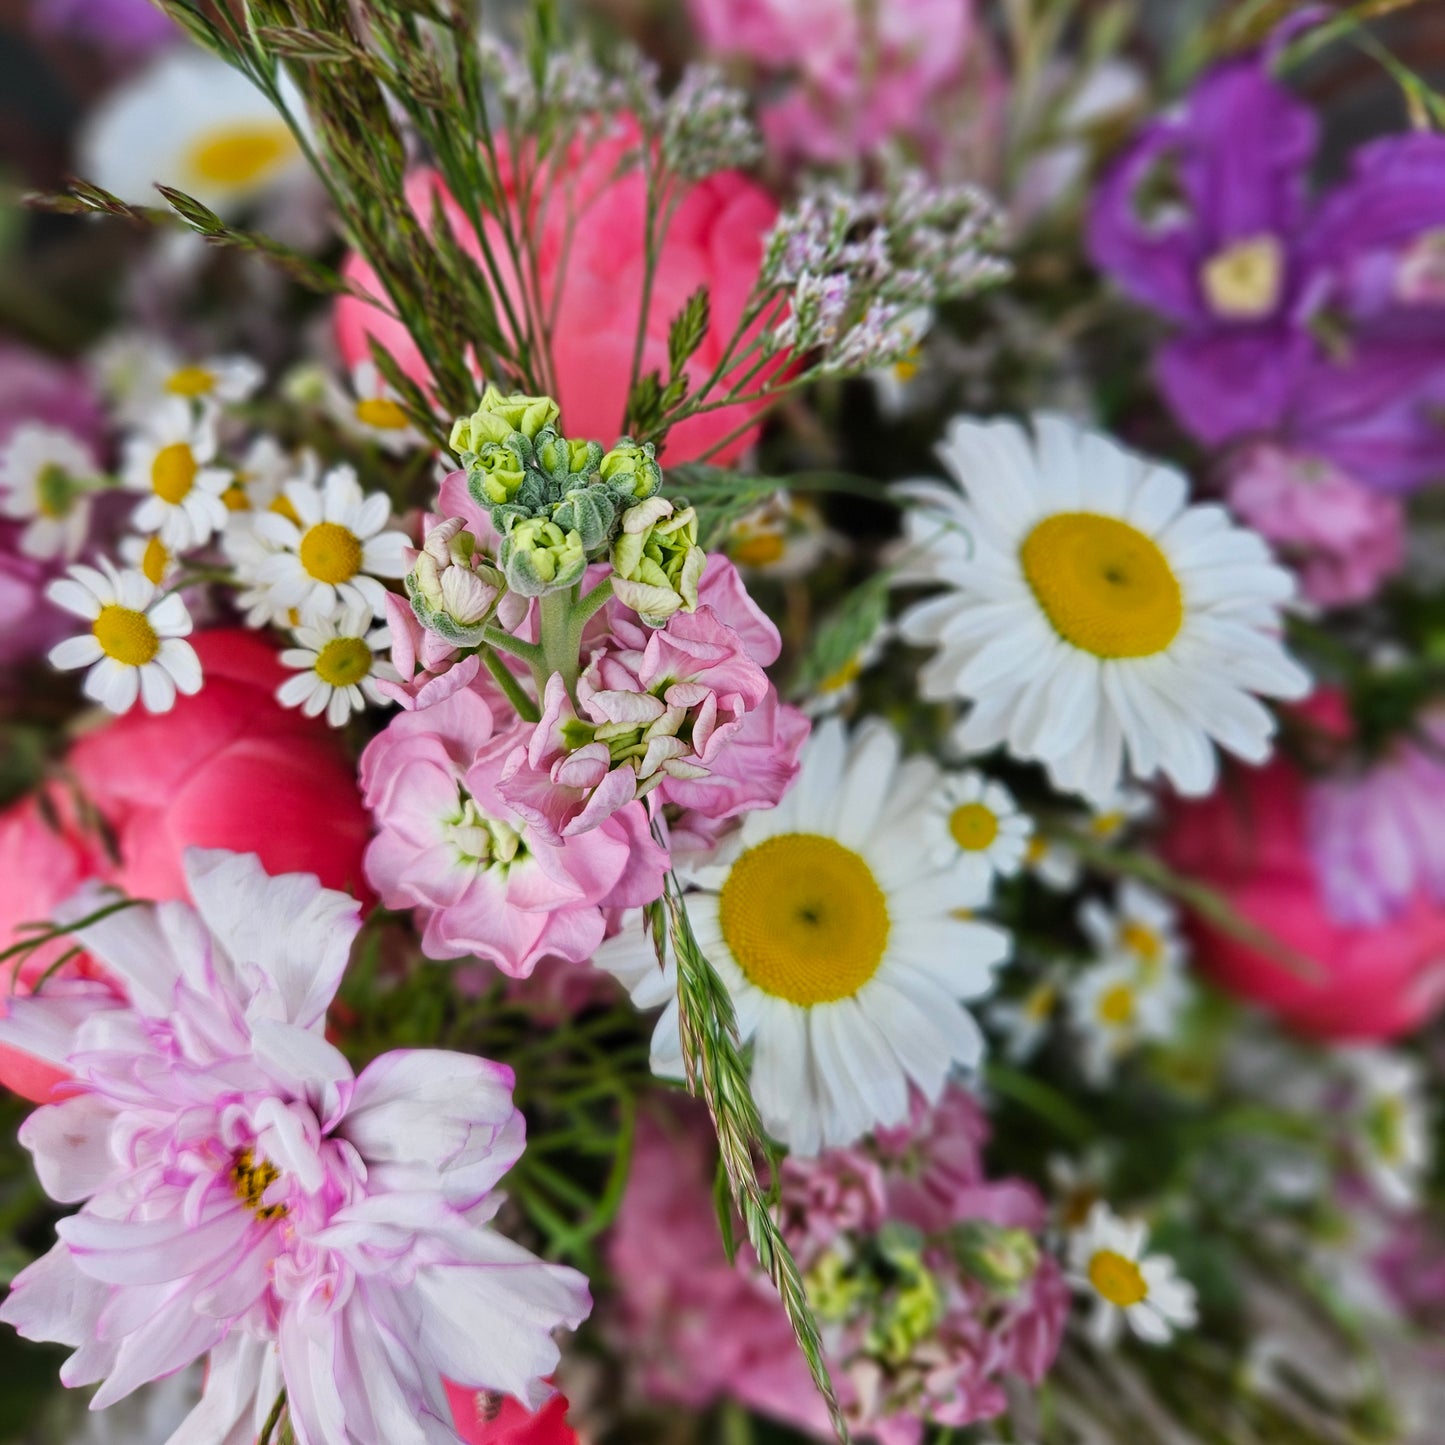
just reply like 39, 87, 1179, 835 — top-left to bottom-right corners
139, 537, 170, 587
1020, 512, 1183, 659
1088, 1248, 1148, 1308
949, 801, 1000, 852
151, 442, 197, 505
1201, 234, 1284, 319
231, 1147, 286, 1220
354, 397, 410, 431
185, 122, 297, 188
299, 521, 362, 585
165, 365, 216, 398
731, 531, 786, 567
719, 833, 889, 1005
92, 604, 158, 667
1097, 983, 1136, 1028
315, 635, 373, 688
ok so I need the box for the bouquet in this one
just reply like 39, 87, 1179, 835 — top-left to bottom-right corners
1, 0, 1443, 1441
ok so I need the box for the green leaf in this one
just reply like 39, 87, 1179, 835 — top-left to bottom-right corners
667, 285, 711, 378
790, 574, 890, 700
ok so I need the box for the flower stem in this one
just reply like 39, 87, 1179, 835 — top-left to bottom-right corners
481, 647, 541, 723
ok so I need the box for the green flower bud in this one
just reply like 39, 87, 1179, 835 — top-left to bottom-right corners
405, 519, 505, 645
953, 1223, 1041, 1296
610, 496, 706, 627
466, 440, 530, 507
500, 515, 586, 597
450, 385, 560, 454
598, 438, 663, 499
551, 485, 619, 555
804, 1249, 867, 1326
535, 430, 603, 483
866, 1233, 943, 1366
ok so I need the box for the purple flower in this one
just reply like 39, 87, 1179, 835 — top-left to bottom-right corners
32, 0, 177, 52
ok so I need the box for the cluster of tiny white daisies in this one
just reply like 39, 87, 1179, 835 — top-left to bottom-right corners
36, 339, 415, 723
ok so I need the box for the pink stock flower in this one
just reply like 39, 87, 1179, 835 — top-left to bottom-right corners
1163, 693, 1445, 1040
1223, 444, 1404, 608
335, 128, 780, 465
361, 681, 667, 975
0, 850, 590, 1445
607, 1091, 1066, 1442
1307, 711, 1445, 927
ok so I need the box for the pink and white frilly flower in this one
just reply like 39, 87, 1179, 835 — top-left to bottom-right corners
1307, 711, 1445, 928
774, 1146, 887, 1270
0, 849, 590, 1445
360, 680, 667, 975
1223, 444, 1405, 608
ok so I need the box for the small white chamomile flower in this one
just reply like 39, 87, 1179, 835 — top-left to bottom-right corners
596, 717, 1012, 1156
219, 436, 313, 517
95, 334, 263, 426
990, 970, 1063, 1064
0, 423, 101, 560
325, 361, 425, 454
1022, 832, 1082, 892
934, 769, 1033, 899
726, 490, 838, 579
1069, 956, 1183, 1085
46, 560, 201, 714
278, 610, 399, 727
1345, 1049, 1430, 1211
1080, 786, 1154, 843
120, 397, 231, 550
118, 533, 177, 588
1079, 881, 1185, 984
1069, 1202, 1198, 1347
895, 413, 1310, 803
238, 464, 408, 624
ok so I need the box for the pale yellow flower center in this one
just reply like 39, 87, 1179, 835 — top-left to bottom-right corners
731, 531, 786, 567
1200, 235, 1284, 319
719, 833, 889, 1005
139, 537, 170, 586
93, 604, 158, 667
1089, 810, 1126, 839
1024, 981, 1057, 1022
270, 494, 302, 526
151, 442, 197, 505
185, 122, 297, 189
949, 801, 999, 852
231, 1147, 286, 1220
299, 521, 362, 585
1088, 1248, 1148, 1307
1121, 921, 1165, 977
165, 365, 216, 398
1020, 513, 1183, 659
354, 397, 410, 431
315, 635, 373, 688
1096, 982, 1137, 1028
221, 481, 251, 512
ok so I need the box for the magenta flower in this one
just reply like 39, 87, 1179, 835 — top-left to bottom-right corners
361, 682, 667, 974
0, 850, 589, 1443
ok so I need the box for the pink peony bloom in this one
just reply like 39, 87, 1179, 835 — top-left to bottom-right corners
0, 850, 590, 1443
361, 681, 667, 974
1307, 711, 1445, 927
335, 130, 780, 465
1223, 444, 1404, 607
606, 1090, 1066, 1441
1163, 693, 1445, 1040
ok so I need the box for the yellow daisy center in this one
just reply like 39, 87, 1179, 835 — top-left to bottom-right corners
1020, 512, 1183, 659
270, 494, 302, 526
185, 122, 297, 189
892, 349, 922, 383
731, 531, 786, 567
92, 604, 158, 667
1121, 921, 1164, 974
820, 655, 863, 695
1088, 1248, 1148, 1308
222, 481, 251, 512
1097, 982, 1137, 1028
299, 521, 362, 585
1025, 835, 1049, 864
165, 365, 216, 398
949, 801, 1000, 852
719, 833, 889, 1005
1025, 981, 1057, 1022
36, 464, 78, 519
139, 537, 170, 586
354, 397, 410, 431
231, 1148, 286, 1220
151, 442, 197, 505
1089, 809, 1126, 839
315, 636, 373, 688
1201, 235, 1284, 319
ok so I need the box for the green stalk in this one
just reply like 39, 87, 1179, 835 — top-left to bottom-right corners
481, 648, 541, 723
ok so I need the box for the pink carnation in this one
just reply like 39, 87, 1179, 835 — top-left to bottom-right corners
361, 681, 667, 975
0, 850, 589, 1444
1224, 444, 1404, 607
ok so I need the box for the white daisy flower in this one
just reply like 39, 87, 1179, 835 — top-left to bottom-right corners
220, 438, 317, 519
79, 49, 305, 218
1023, 832, 1082, 892
933, 769, 1033, 898
118, 533, 177, 588
1080, 786, 1155, 843
92, 334, 263, 427
120, 397, 231, 551
238, 464, 409, 624
0, 423, 101, 560
870, 305, 934, 418
325, 361, 425, 454
1345, 1050, 1430, 1211
1069, 956, 1183, 1086
1069, 1202, 1198, 1347
895, 413, 1311, 802
277, 609, 399, 728
990, 970, 1063, 1063
46, 561, 201, 715
1079, 881, 1186, 985
595, 717, 1012, 1155
726, 491, 838, 579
